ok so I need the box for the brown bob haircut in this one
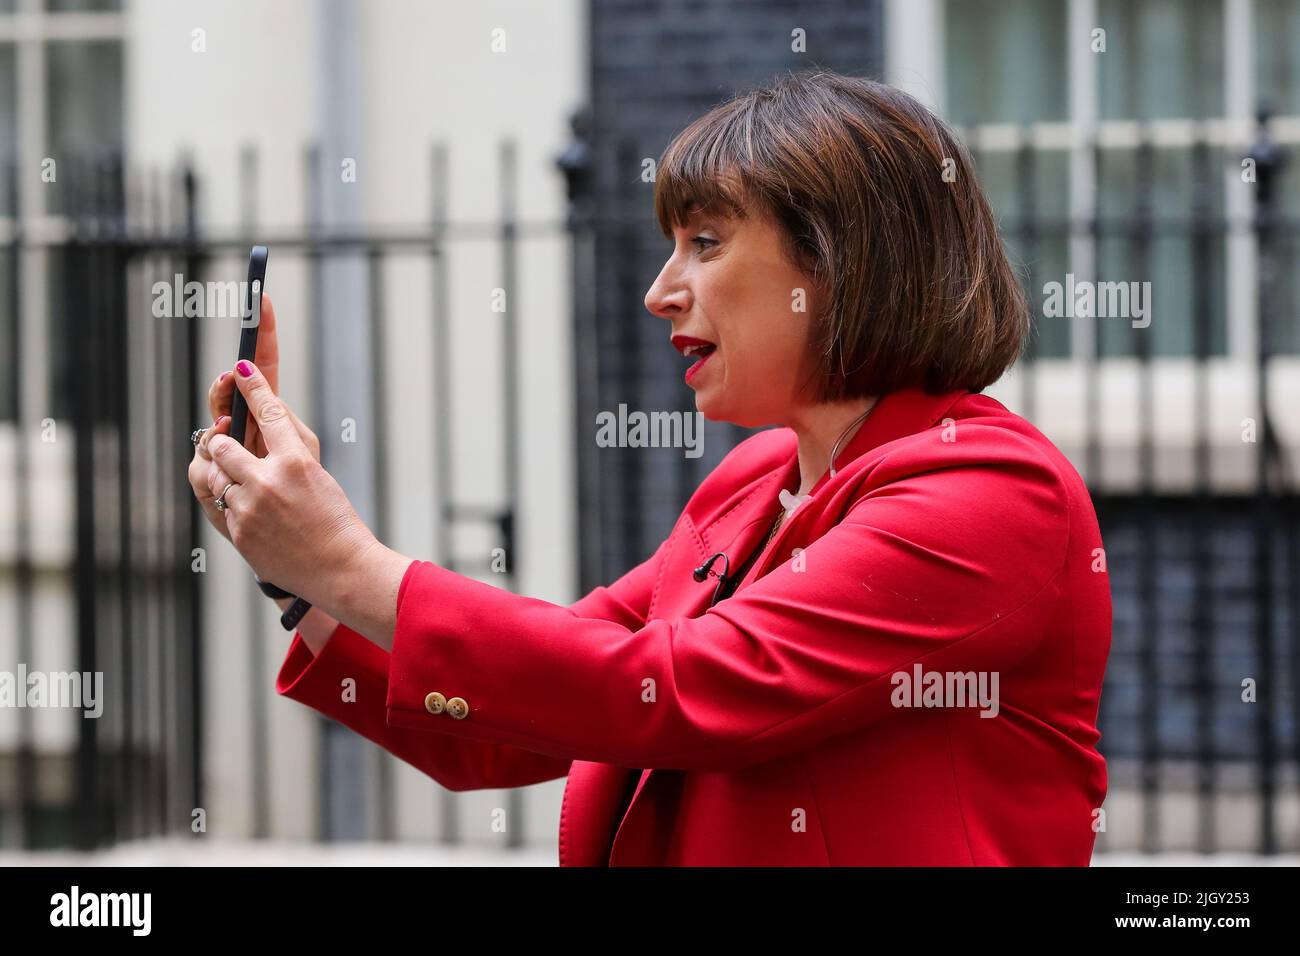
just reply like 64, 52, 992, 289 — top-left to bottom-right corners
653, 70, 1029, 399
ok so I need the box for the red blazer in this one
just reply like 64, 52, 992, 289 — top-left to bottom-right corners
276, 386, 1111, 865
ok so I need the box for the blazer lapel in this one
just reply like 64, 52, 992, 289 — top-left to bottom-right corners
698, 458, 799, 579
732, 386, 970, 591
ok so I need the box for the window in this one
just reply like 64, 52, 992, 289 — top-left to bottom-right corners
1095, 142, 1227, 358
46, 0, 122, 10
1, 41, 13, 212
0, 0, 124, 421
1, 42, 13, 421
941, 0, 1263, 360
1256, 0, 1300, 355
971, 144, 1073, 359
1256, 0, 1300, 115
946, 0, 1068, 126
1098, 0, 1223, 121
46, 40, 124, 215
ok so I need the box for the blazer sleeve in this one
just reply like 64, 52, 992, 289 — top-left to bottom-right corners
274, 535, 671, 791
383, 431, 1074, 772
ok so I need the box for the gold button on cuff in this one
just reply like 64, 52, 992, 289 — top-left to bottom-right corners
424, 691, 447, 715
446, 697, 469, 720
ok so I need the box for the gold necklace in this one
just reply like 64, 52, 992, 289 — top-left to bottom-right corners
761, 508, 787, 547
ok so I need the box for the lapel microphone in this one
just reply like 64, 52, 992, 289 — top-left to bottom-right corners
693, 551, 733, 607
693, 551, 730, 583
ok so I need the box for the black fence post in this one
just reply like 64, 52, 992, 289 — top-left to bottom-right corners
1247, 103, 1288, 855
1132, 130, 1159, 855
6, 152, 37, 852
1015, 129, 1038, 425
181, 158, 204, 841
1189, 133, 1215, 853
498, 136, 525, 849
69, 156, 102, 851
614, 138, 641, 573
557, 107, 599, 596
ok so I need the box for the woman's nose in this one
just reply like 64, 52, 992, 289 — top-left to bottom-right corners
645, 273, 690, 319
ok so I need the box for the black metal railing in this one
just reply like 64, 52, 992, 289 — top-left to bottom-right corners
0, 139, 558, 850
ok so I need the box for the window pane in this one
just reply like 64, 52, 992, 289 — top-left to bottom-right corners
974, 146, 1072, 359
1099, 0, 1224, 120
1255, 0, 1300, 117
46, 40, 123, 422
1096, 145, 1227, 358
46, 40, 123, 215
1, 44, 14, 209
46, 0, 123, 11
46, 248, 75, 423
945, 0, 1067, 124
1268, 148, 1300, 355
0, 44, 10, 422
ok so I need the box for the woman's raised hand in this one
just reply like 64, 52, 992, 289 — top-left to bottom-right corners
187, 293, 321, 542
203, 359, 375, 603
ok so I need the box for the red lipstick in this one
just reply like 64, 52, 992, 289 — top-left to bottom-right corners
671, 334, 717, 385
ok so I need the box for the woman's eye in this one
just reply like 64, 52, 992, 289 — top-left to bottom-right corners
691, 236, 718, 253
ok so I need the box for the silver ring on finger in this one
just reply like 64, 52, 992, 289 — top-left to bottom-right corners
214, 481, 237, 512
191, 426, 208, 446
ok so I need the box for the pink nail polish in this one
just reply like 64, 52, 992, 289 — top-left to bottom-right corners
236, 360, 253, 378
219, 371, 230, 382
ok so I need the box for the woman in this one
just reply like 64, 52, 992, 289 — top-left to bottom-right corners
187, 71, 1110, 865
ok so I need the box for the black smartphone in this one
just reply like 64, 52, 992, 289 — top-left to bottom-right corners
229, 245, 268, 448
228, 245, 310, 628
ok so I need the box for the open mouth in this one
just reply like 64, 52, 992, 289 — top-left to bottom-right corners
671, 334, 717, 383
